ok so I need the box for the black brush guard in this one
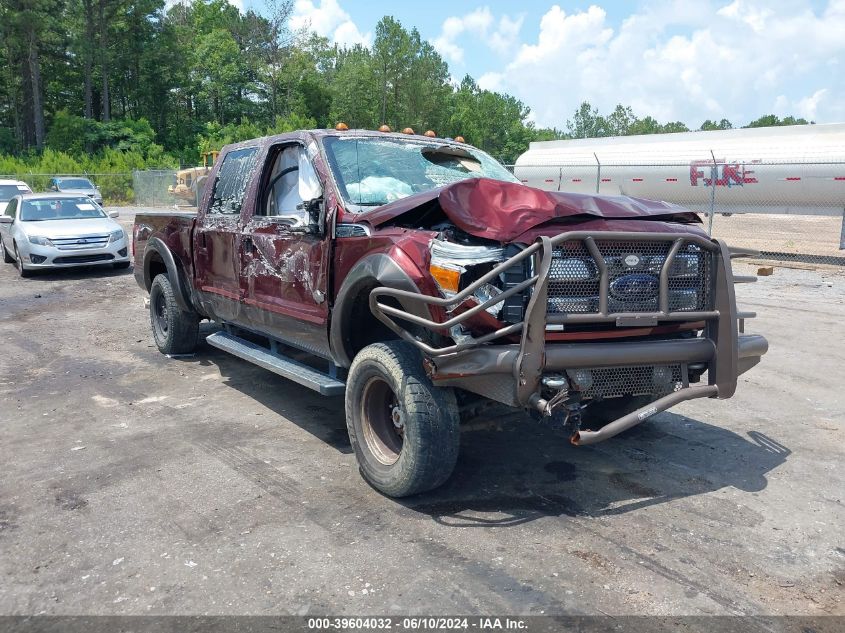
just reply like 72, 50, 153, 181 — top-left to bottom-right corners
369, 231, 768, 445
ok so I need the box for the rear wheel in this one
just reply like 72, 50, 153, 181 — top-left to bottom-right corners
149, 274, 199, 355
345, 342, 460, 497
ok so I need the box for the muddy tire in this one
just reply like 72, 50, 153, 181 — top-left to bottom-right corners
2, 242, 13, 264
149, 274, 199, 355
345, 341, 460, 497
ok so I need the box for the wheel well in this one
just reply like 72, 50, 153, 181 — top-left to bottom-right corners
146, 252, 167, 290
345, 283, 400, 360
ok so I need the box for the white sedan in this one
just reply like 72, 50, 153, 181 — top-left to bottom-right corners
0, 193, 130, 277
0, 179, 32, 214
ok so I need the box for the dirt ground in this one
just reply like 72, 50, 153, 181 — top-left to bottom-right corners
710, 213, 845, 259
0, 211, 843, 616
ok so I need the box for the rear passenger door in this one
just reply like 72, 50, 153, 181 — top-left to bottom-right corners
193, 146, 258, 322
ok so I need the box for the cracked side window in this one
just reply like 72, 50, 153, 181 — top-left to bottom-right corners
209, 147, 258, 215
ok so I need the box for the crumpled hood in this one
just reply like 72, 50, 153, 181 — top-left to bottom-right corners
358, 177, 701, 242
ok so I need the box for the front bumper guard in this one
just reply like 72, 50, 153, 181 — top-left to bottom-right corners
370, 230, 767, 442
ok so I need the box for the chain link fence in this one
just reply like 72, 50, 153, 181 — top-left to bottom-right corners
508, 161, 845, 267
131, 170, 180, 207
0, 169, 187, 208
0, 172, 139, 204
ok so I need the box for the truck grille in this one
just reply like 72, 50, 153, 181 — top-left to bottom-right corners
547, 240, 712, 314
580, 364, 685, 400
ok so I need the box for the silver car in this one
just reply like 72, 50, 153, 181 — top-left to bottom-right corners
0, 193, 130, 277
49, 177, 103, 205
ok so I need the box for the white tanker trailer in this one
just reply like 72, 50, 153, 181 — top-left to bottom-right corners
514, 123, 845, 219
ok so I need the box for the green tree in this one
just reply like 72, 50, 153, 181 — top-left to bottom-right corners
745, 114, 810, 128
193, 29, 244, 125
566, 101, 607, 138
605, 104, 636, 136
700, 118, 733, 131
372, 16, 413, 129
659, 121, 690, 133
330, 45, 379, 128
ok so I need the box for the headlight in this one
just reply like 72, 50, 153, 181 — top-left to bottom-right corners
429, 238, 509, 321
429, 239, 504, 298
108, 229, 126, 243
28, 235, 53, 246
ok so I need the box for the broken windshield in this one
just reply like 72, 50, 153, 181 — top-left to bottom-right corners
321, 136, 518, 207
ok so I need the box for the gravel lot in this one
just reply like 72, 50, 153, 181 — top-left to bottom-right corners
0, 211, 843, 616
711, 213, 845, 260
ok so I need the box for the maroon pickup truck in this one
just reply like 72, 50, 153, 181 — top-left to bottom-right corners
133, 128, 768, 497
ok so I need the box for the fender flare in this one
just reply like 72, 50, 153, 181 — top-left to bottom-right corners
330, 253, 431, 367
143, 237, 193, 312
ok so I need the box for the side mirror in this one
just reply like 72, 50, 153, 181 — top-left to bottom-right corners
108, 210, 119, 218
304, 197, 325, 237
0, 216, 12, 224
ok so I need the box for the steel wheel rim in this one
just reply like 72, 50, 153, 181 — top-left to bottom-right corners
153, 290, 169, 335
360, 376, 404, 465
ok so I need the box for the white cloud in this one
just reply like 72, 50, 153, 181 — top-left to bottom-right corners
488, 1, 845, 128
290, 0, 371, 48
432, 7, 524, 65
716, 0, 772, 32
477, 72, 504, 92
797, 89, 828, 120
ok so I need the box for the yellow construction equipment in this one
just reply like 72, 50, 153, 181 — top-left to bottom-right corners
169, 151, 219, 206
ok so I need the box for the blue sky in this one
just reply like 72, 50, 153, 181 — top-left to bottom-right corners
261, 0, 845, 129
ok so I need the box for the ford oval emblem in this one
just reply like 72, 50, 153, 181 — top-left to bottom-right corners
609, 273, 659, 302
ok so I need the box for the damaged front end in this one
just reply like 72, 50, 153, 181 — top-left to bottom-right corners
369, 229, 768, 445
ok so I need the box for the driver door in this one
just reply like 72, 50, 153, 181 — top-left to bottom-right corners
238, 143, 333, 357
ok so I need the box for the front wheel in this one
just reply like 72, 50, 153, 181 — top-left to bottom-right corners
345, 342, 460, 497
2, 242, 13, 264
149, 274, 199, 355
14, 243, 31, 278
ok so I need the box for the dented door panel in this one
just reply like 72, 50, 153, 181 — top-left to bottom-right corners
237, 218, 332, 357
